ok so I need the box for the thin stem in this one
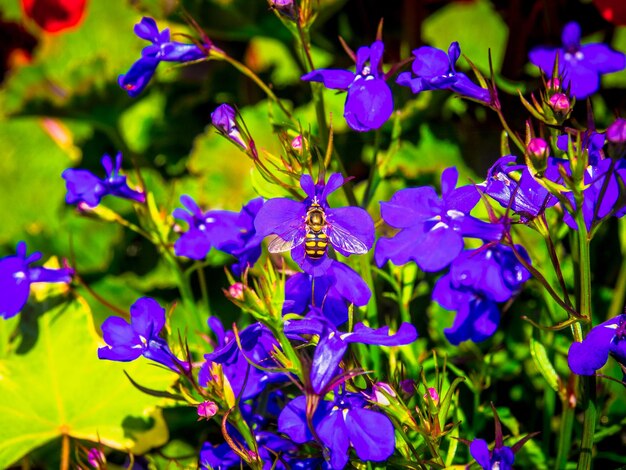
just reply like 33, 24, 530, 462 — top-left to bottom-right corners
573, 209, 595, 470
555, 390, 575, 470
196, 262, 211, 316
494, 108, 525, 153
218, 53, 293, 119
361, 129, 382, 208
60, 433, 70, 470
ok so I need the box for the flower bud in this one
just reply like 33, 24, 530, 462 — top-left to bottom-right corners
549, 92, 571, 114
547, 77, 561, 91
526, 137, 549, 175
423, 387, 440, 406
372, 382, 396, 405
399, 379, 415, 396
270, 0, 296, 19
197, 400, 218, 420
291, 135, 303, 153
228, 282, 245, 301
607, 117, 626, 159
607, 118, 626, 144
210, 104, 248, 150
87, 448, 105, 469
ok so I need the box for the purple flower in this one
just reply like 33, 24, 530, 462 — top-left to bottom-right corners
396, 42, 490, 103
278, 390, 395, 469
173, 196, 264, 275
561, 158, 625, 231
200, 319, 286, 400
254, 173, 374, 276
480, 155, 560, 223
433, 244, 530, 345
568, 314, 626, 377
0, 241, 73, 319
284, 312, 417, 394
211, 104, 248, 150
376, 167, 503, 272
119, 17, 210, 97
199, 441, 241, 470
470, 439, 515, 470
607, 117, 626, 144
529, 21, 626, 98
556, 131, 605, 166
62, 152, 145, 207
467, 406, 538, 470
97, 297, 189, 372
283, 258, 371, 327
301, 41, 393, 132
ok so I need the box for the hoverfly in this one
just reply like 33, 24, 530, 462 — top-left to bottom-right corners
267, 197, 369, 259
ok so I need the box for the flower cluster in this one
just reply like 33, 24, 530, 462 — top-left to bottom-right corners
119, 17, 214, 97
62, 152, 145, 208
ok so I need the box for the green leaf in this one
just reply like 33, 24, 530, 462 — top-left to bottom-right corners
530, 334, 560, 392
422, 0, 508, 74
0, 118, 70, 245
0, 298, 176, 467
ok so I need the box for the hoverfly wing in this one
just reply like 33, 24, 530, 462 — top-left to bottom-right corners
267, 225, 307, 253
327, 221, 369, 254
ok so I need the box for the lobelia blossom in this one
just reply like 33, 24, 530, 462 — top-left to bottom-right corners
568, 313, 626, 378
529, 21, 626, 98
480, 155, 561, 223
396, 42, 491, 102
0, 241, 73, 319
376, 167, 503, 272
278, 388, 395, 470
555, 133, 626, 229
433, 244, 531, 345
283, 258, 371, 327
470, 439, 515, 470
301, 40, 393, 132
62, 152, 145, 207
98, 297, 189, 372
254, 173, 375, 276
467, 406, 537, 470
119, 17, 213, 97
210, 104, 249, 150
199, 318, 286, 400
284, 311, 417, 394
173, 196, 264, 275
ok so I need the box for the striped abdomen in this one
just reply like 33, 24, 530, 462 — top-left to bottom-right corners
305, 231, 328, 259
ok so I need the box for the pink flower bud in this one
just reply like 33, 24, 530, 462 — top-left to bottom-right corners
87, 448, 105, 468
373, 382, 396, 405
291, 135, 303, 152
423, 387, 440, 405
607, 118, 626, 144
549, 93, 570, 113
197, 400, 218, 420
228, 282, 245, 300
547, 77, 561, 90
527, 137, 549, 158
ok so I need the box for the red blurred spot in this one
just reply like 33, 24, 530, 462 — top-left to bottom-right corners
593, 0, 626, 25
124, 84, 135, 91
22, 0, 87, 33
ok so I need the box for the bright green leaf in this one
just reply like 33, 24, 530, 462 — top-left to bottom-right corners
0, 298, 175, 468
422, 0, 508, 74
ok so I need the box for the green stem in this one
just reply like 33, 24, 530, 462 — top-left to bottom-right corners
218, 53, 293, 119
494, 108, 525, 153
196, 262, 212, 316
573, 210, 595, 470
555, 390, 575, 470
361, 129, 382, 208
